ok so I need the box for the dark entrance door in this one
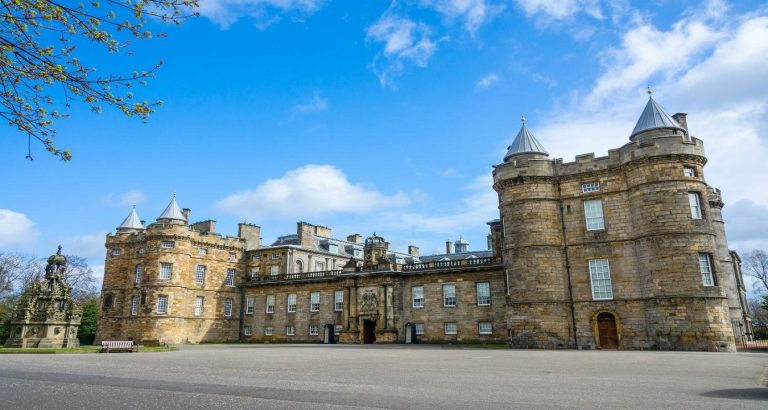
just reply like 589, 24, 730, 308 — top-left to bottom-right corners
597, 312, 619, 349
363, 320, 376, 344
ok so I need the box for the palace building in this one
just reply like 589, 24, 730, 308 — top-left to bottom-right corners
96, 94, 752, 350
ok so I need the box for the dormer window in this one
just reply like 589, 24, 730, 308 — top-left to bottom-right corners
581, 182, 600, 193
328, 243, 338, 254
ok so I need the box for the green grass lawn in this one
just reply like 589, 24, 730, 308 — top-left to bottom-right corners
0, 345, 177, 354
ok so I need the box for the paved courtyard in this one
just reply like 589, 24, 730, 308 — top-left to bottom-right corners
1, 344, 766, 409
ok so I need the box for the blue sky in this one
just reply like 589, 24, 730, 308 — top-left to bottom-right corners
1, 0, 767, 288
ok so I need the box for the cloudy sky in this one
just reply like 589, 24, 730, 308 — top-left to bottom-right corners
1, 0, 766, 289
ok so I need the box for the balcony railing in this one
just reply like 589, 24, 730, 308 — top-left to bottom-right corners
252, 270, 344, 282
402, 256, 501, 272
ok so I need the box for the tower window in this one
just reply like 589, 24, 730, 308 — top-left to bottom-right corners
195, 265, 206, 285
581, 182, 600, 193
194, 296, 204, 316
589, 259, 613, 300
689, 192, 703, 219
159, 263, 172, 280
225, 269, 236, 287
683, 166, 697, 177
156, 295, 168, 314
161, 241, 175, 249
584, 199, 605, 231
224, 298, 233, 317
699, 254, 716, 286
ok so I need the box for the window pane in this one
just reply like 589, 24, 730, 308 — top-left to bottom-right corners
194, 296, 204, 316
589, 259, 613, 300
266, 295, 275, 313
334, 291, 344, 311
160, 263, 172, 280
443, 284, 456, 307
310, 292, 320, 311
479, 322, 492, 335
476, 282, 491, 305
412, 286, 424, 308
224, 298, 233, 317
444, 322, 457, 335
689, 193, 702, 219
584, 199, 605, 231
699, 254, 714, 286
196, 265, 206, 285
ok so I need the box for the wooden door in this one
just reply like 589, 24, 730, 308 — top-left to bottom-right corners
597, 312, 619, 349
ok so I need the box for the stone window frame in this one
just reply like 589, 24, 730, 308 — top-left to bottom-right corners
412, 286, 424, 308
310, 291, 320, 312
581, 182, 600, 193
583, 199, 605, 231
250, 268, 259, 278
476, 282, 491, 306
130, 295, 138, 316
286, 325, 295, 336
103, 293, 114, 309
287, 293, 297, 313
228, 251, 237, 261
245, 297, 254, 314
309, 324, 319, 336
688, 192, 704, 220
414, 323, 425, 335
194, 296, 204, 316
225, 269, 236, 287
224, 298, 233, 317
444, 322, 457, 335
198, 247, 207, 256
683, 166, 697, 177
243, 326, 252, 336
699, 253, 717, 287
134, 264, 142, 284
161, 241, 175, 249
442, 284, 457, 308
266, 295, 275, 313
156, 295, 169, 314
111, 248, 122, 256
159, 262, 172, 280
478, 321, 492, 335
589, 259, 614, 300
271, 253, 281, 260
269, 265, 279, 276
195, 265, 206, 286
334, 290, 344, 311
265, 326, 274, 336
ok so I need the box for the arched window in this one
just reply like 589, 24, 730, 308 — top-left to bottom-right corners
296, 260, 303, 273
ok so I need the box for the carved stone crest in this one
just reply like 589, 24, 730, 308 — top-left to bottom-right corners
360, 289, 378, 312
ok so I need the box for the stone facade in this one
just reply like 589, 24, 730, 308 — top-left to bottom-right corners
97, 96, 750, 351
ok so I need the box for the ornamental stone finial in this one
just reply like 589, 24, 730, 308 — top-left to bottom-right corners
521, 115, 526, 124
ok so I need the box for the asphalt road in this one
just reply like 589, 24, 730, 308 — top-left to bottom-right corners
1, 344, 766, 409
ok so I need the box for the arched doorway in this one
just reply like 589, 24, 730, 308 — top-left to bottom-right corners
596, 312, 619, 349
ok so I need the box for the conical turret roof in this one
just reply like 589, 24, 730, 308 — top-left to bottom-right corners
504, 116, 548, 162
630, 89, 684, 139
157, 195, 186, 222
117, 206, 144, 231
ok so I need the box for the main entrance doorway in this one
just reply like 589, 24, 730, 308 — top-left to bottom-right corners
597, 312, 619, 349
363, 319, 376, 344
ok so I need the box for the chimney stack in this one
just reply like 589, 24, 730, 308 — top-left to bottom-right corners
347, 234, 362, 244
182, 208, 191, 221
445, 240, 453, 254
408, 245, 420, 257
672, 113, 688, 132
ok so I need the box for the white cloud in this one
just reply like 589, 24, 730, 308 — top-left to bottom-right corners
198, 0, 324, 28
528, 4, 768, 254
216, 164, 410, 220
379, 174, 498, 235
0, 209, 38, 249
366, 8, 443, 86
476, 72, 500, 89
102, 190, 147, 208
514, 0, 603, 21
422, 0, 504, 33
60, 233, 108, 260
291, 91, 329, 113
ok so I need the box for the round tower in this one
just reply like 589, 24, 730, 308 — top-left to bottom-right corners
623, 91, 734, 351
493, 116, 573, 348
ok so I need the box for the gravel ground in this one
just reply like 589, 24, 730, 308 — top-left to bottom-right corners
1, 344, 766, 409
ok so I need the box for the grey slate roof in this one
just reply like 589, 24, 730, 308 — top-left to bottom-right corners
630, 95, 684, 139
419, 250, 493, 262
504, 119, 548, 161
157, 195, 186, 222
117, 207, 144, 230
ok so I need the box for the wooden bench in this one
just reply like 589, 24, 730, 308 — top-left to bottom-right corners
100, 340, 138, 353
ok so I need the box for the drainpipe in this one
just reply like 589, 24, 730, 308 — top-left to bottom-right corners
238, 286, 246, 343
555, 164, 579, 349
